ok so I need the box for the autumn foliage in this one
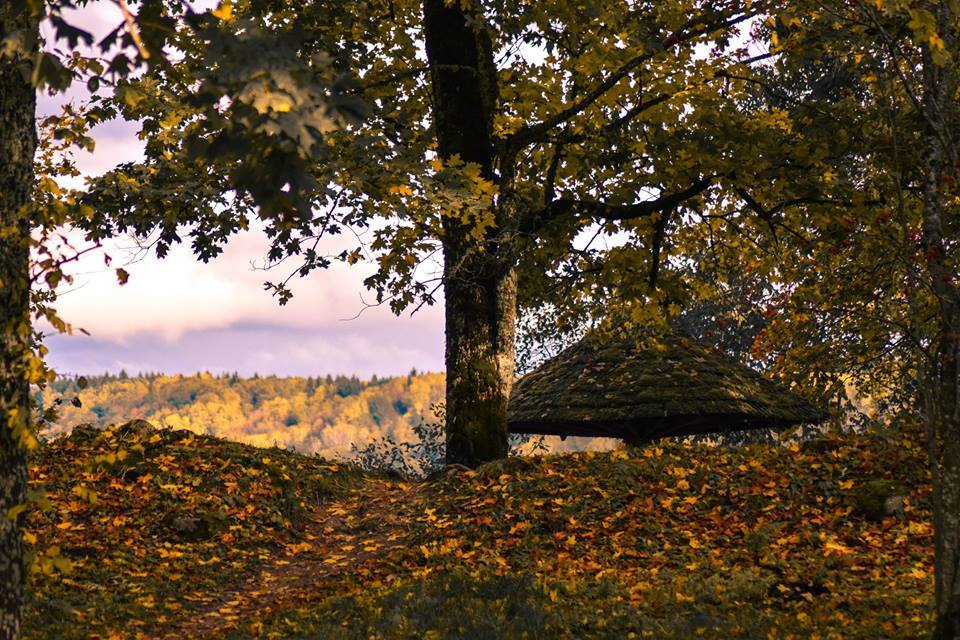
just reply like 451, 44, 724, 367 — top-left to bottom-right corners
23, 420, 931, 638
42, 372, 445, 458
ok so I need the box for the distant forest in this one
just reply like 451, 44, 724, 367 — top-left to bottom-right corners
40, 371, 446, 459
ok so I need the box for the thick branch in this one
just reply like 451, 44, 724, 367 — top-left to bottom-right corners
738, 188, 883, 218
552, 93, 675, 145
648, 208, 669, 290
523, 176, 713, 234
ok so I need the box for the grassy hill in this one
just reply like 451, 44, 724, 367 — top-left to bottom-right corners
24, 421, 932, 639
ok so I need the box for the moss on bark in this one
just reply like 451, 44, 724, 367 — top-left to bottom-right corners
424, 0, 514, 466
0, 5, 38, 638
508, 331, 827, 441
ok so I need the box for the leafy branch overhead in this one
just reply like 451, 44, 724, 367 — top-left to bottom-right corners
55, 0, 815, 315
29, 0, 369, 263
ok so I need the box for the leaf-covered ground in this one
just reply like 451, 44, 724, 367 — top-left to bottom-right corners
24, 423, 933, 639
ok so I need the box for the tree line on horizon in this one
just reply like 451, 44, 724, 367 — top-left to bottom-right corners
42, 372, 446, 459
40, 371, 608, 460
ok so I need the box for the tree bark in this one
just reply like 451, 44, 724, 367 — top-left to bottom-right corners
441, 249, 517, 466
925, 164, 960, 640
0, 5, 38, 639
916, 5, 960, 635
925, 174, 960, 639
926, 163, 960, 637
423, 0, 514, 466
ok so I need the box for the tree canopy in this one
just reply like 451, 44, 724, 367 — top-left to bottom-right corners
5, 0, 960, 636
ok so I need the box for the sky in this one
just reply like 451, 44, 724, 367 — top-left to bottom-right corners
40, 2, 446, 378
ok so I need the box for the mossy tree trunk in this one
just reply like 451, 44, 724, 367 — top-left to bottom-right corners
915, 8, 960, 636
930, 338, 960, 640
0, 6, 38, 639
925, 139, 960, 640
926, 249, 960, 640
424, 0, 515, 466
441, 248, 517, 466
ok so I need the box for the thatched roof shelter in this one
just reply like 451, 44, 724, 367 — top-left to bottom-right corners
508, 332, 827, 443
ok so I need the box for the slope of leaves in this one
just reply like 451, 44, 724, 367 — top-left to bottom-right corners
22, 422, 367, 639
23, 424, 933, 639
260, 428, 933, 639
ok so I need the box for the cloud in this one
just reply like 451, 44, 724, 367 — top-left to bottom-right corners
52, 225, 444, 343
46, 321, 444, 377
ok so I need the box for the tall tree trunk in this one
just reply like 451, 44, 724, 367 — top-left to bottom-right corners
925, 164, 960, 638
931, 346, 960, 640
423, 0, 515, 466
918, 6, 960, 635
926, 155, 960, 639
0, 6, 38, 639
442, 249, 517, 466
927, 170, 960, 637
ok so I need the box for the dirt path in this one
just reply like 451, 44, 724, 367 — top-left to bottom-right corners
158, 478, 426, 638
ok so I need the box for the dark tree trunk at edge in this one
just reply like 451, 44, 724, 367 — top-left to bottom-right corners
424, 0, 515, 466
0, 5, 38, 639
915, 7, 960, 635
925, 145, 960, 640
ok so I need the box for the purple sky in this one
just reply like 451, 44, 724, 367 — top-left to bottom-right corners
41, 2, 446, 378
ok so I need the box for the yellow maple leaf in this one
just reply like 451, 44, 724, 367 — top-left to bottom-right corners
212, 0, 233, 20
389, 184, 414, 196
824, 540, 852, 555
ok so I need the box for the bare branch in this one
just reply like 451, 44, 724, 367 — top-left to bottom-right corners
116, 0, 150, 60
523, 175, 713, 233
505, 11, 757, 149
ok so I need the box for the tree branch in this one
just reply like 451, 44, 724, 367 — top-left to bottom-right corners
504, 11, 757, 150
738, 188, 883, 217
735, 187, 884, 244
523, 175, 713, 234
551, 92, 675, 145
648, 208, 669, 290
543, 142, 564, 206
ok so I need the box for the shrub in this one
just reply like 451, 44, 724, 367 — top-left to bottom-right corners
350, 403, 447, 478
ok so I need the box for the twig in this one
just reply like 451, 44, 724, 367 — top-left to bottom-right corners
116, 0, 150, 60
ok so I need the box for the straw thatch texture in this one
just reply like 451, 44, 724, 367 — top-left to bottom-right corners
508, 332, 827, 441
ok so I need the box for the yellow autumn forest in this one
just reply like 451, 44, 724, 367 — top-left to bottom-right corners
42, 372, 445, 459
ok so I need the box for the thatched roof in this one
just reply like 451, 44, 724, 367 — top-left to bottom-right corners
508, 332, 827, 442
